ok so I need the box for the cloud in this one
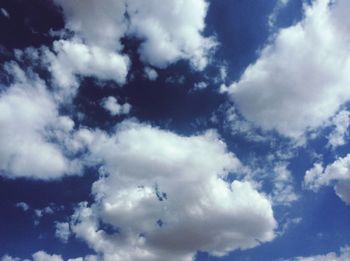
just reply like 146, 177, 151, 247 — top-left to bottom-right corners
44, 39, 130, 95
193, 81, 208, 91
54, 0, 214, 71
226, 0, 350, 139
126, 0, 215, 70
1, 251, 97, 261
143, 67, 158, 81
271, 164, 299, 205
284, 245, 350, 261
68, 121, 276, 260
55, 222, 71, 243
304, 154, 350, 204
15, 202, 30, 212
0, 63, 80, 179
100, 96, 131, 116
328, 110, 350, 148
1, 8, 9, 18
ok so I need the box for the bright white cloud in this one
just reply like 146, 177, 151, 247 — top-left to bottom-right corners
304, 154, 350, 204
284, 245, 350, 261
127, 0, 215, 70
68, 121, 276, 260
0, 63, 80, 179
54, 0, 214, 72
44, 39, 130, 96
100, 96, 131, 116
226, 0, 350, 139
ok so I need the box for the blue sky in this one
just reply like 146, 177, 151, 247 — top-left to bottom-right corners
0, 0, 350, 260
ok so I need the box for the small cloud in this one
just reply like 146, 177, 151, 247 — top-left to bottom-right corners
144, 67, 158, 81
193, 81, 208, 91
15, 202, 30, 212
101, 96, 131, 116
1, 8, 10, 18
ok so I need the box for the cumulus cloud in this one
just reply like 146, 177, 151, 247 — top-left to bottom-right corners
304, 154, 350, 204
44, 39, 130, 96
0, 63, 80, 179
226, 0, 350, 139
100, 96, 131, 116
67, 121, 276, 260
55, 222, 71, 243
284, 245, 350, 261
328, 110, 350, 148
54, 0, 214, 72
126, 0, 215, 70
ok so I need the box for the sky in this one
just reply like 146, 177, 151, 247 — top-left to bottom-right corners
0, 0, 350, 260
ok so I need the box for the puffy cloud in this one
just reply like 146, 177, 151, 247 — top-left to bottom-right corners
45, 39, 130, 95
54, 0, 127, 51
100, 96, 131, 116
143, 67, 158, 81
304, 154, 350, 204
284, 245, 350, 261
328, 110, 350, 148
32, 252, 63, 261
127, 0, 215, 70
55, 222, 71, 243
0, 63, 79, 179
69, 121, 276, 260
226, 0, 350, 139
54, 0, 214, 71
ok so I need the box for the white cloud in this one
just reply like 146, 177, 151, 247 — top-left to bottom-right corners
54, 0, 127, 51
55, 222, 71, 243
0, 63, 79, 179
328, 110, 350, 148
127, 0, 215, 70
1, 252, 96, 261
143, 67, 158, 81
68, 121, 276, 260
271, 164, 299, 205
100, 96, 131, 116
54, 0, 214, 71
15, 202, 30, 212
226, 0, 350, 139
304, 154, 350, 204
44, 39, 130, 96
284, 245, 350, 261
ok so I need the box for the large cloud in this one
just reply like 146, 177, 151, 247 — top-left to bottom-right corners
0, 63, 79, 179
304, 154, 350, 204
53, 0, 214, 73
67, 121, 276, 260
226, 0, 350, 138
